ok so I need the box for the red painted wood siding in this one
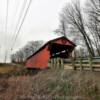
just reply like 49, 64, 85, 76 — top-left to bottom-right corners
26, 45, 50, 69
25, 38, 75, 69
52, 39, 73, 46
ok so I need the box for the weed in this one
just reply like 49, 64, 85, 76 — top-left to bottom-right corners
58, 81, 76, 96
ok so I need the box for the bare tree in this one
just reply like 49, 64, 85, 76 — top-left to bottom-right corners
86, 0, 100, 55
11, 40, 43, 63
57, 0, 95, 56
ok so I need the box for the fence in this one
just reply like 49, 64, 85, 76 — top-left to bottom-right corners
49, 57, 100, 71
49, 58, 64, 69
68, 57, 100, 71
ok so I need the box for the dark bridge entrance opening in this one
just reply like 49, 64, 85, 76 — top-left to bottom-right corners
49, 43, 74, 59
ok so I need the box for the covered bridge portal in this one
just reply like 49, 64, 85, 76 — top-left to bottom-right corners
25, 36, 76, 69
49, 43, 74, 58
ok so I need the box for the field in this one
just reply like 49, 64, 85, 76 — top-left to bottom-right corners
0, 65, 16, 74
0, 64, 100, 100
0, 63, 24, 74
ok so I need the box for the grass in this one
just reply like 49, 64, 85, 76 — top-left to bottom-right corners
0, 66, 15, 74
0, 67, 100, 100
0, 63, 24, 74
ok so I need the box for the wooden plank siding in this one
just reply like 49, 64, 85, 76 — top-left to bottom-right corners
25, 36, 76, 69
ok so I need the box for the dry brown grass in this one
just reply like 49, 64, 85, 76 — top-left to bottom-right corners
0, 66, 15, 74
0, 69, 100, 100
0, 63, 24, 74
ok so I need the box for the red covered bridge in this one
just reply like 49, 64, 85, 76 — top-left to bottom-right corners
25, 36, 76, 69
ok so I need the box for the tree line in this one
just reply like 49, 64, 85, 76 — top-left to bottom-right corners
11, 41, 43, 63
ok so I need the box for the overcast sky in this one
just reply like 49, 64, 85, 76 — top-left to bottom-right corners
0, 0, 85, 62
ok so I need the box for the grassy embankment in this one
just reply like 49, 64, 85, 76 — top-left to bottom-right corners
0, 65, 100, 100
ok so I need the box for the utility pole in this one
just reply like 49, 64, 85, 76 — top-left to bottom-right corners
0, 46, 1, 61
4, 50, 7, 63
4, 0, 9, 63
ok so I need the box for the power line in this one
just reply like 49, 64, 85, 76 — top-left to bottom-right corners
7, 0, 27, 59
10, 0, 27, 47
11, 0, 32, 51
4, 0, 9, 63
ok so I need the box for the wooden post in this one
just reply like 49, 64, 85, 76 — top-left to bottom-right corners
79, 48, 83, 70
80, 57, 83, 70
53, 58, 56, 69
50, 59, 53, 69
61, 58, 64, 69
71, 50, 76, 70
72, 58, 76, 70
56, 58, 59, 69
89, 56, 93, 71
55, 58, 57, 69
52, 59, 55, 69
49, 59, 51, 68
58, 58, 60, 69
